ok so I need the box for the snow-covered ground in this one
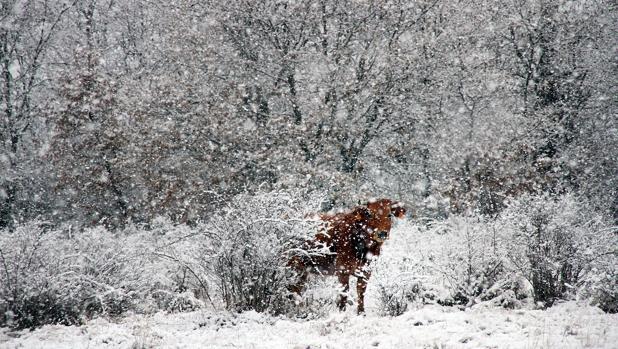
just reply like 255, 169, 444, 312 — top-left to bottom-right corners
1, 301, 616, 349
2, 218, 615, 348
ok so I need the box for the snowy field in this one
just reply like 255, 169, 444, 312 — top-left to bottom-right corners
1, 301, 616, 349
1, 220, 616, 349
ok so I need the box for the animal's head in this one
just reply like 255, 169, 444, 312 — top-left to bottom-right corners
350, 206, 372, 222
362, 198, 406, 243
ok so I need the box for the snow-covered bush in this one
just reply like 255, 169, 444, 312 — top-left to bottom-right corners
375, 277, 423, 316
125, 218, 211, 313
0, 223, 134, 328
578, 268, 618, 313
377, 194, 615, 313
197, 190, 324, 313
477, 274, 533, 309
423, 194, 615, 310
0, 189, 327, 328
0, 221, 203, 329
498, 194, 616, 308
428, 216, 520, 308
369, 221, 437, 316
286, 277, 341, 319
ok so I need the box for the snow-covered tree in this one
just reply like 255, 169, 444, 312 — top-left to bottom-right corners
0, 0, 75, 229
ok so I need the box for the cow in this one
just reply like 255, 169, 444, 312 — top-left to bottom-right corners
288, 198, 406, 314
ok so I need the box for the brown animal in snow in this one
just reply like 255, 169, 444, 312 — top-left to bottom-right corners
288, 198, 406, 314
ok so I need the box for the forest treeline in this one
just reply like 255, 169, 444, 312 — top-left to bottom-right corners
1, 0, 616, 229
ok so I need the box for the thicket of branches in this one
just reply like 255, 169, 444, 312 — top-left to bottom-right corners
0, 190, 325, 329
0, 221, 205, 329
0, 0, 615, 229
371, 194, 617, 316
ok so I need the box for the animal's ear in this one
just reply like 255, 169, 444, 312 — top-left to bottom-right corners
356, 207, 372, 221
351, 207, 370, 221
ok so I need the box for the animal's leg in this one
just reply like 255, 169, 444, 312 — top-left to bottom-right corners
356, 271, 371, 314
336, 272, 350, 311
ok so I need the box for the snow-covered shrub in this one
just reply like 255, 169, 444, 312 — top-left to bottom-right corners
369, 220, 433, 316
375, 278, 423, 316
198, 190, 324, 313
287, 277, 341, 319
579, 268, 618, 313
0, 222, 193, 329
498, 194, 616, 308
369, 214, 532, 312
1, 224, 65, 327
125, 219, 211, 313
381, 194, 614, 312
0, 222, 81, 328
477, 275, 533, 309
149, 290, 204, 313
430, 216, 517, 307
